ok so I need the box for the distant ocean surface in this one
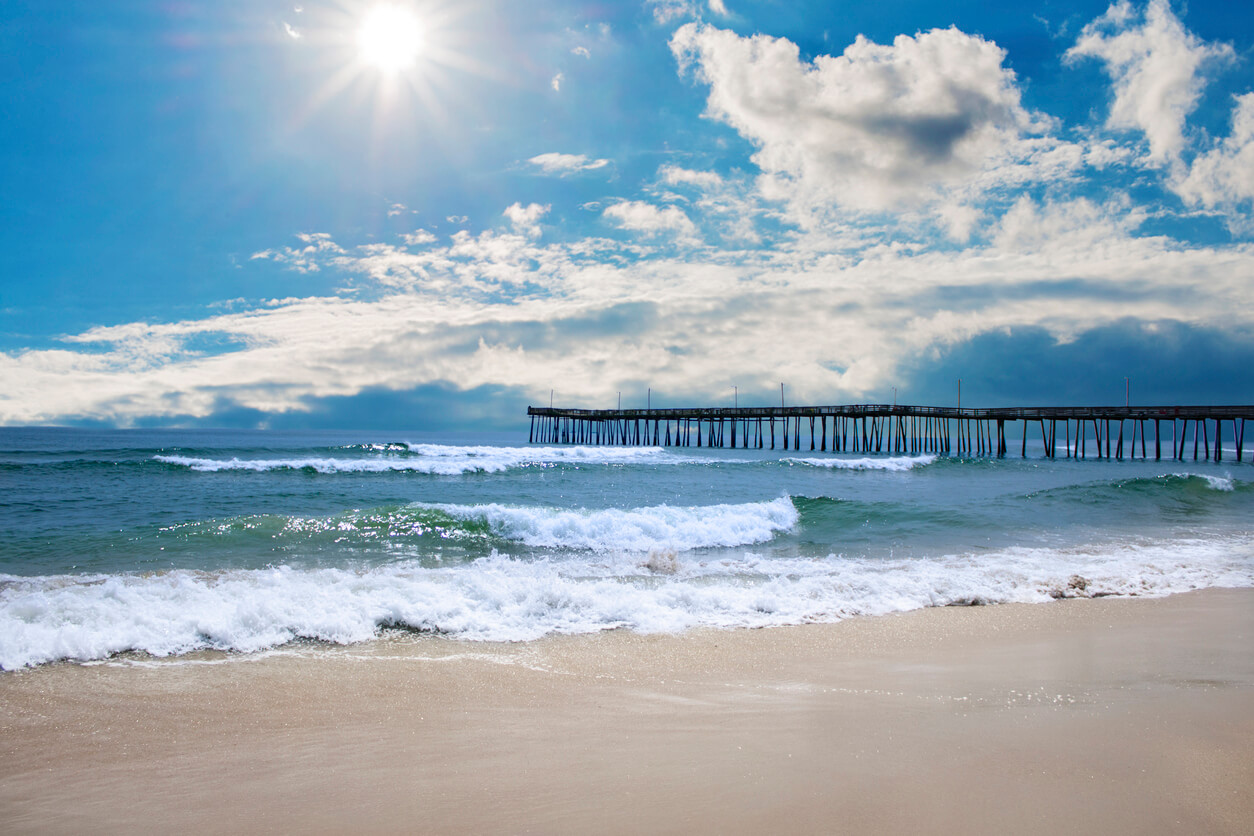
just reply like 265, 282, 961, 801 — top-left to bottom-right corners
2, 427, 1252, 669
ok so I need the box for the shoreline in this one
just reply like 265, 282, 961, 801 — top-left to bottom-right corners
3, 588, 1253, 834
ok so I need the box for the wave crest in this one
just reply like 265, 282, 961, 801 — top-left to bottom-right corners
155, 444, 677, 476
423, 497, 800, 552
784, 454, 937, 471
3, 535, 1251, 669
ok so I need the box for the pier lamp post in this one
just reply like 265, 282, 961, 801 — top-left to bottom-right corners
648, 388, 651, 410
1125, 377, 1130, 407
734, 386, 738, 408
618, 392, 621, 410
781, 383, 785, 408
893, 387, 897, 407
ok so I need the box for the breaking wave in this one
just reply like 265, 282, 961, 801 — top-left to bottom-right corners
3, 534, 1251, 669
784, 454, 937, 471
155, 444, 681, 476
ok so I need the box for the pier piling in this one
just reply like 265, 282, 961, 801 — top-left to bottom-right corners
527, 404, 1254, 462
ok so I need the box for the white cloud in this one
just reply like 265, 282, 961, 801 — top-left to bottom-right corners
5, 207, 1254, 425
250, 233, 345, 273
387, 203, 407, 217
671, 23, 1054, 213
936, 203, 982, 244
1176, 93, 1254, 217
708, 0, 729, 16
1065, 0, 1233, 164
572, 46, 590, 58
284, 22, 301, 40
993, 194, 1145, 253
401, 229, 437, 246
527, 152, 610, 175
648, 0, 699, 24
551, 72, 563, 92
654, 165, 767, 242
603, 201, 698, 239
659, 164, 723, 189
503, 202, 550, 237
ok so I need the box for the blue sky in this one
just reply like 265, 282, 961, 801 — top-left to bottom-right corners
2, 0, 1253, 429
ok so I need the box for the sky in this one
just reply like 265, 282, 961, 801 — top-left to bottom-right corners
2, 0, 1253, 430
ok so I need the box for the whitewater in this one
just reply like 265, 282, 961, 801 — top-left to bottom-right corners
2, 427, 1252, 669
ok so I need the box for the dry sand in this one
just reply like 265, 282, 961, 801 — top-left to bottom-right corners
2, 588, 1253, 835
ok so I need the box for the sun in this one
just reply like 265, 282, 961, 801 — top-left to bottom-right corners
358, 4, 425, 73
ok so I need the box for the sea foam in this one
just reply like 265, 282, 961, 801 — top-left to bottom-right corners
1170, 472, 1235, 492
155, 444, 682, 476
422, 497, 800, 552
784, 454, 937, 471
3, 534, 1252, 669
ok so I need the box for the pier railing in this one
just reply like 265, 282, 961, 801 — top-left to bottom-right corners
526, 404, 1254, 461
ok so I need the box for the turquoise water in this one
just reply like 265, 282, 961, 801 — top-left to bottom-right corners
2, 427, 1252, 668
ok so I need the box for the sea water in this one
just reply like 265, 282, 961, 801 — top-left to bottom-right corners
1, 427, 1251, 669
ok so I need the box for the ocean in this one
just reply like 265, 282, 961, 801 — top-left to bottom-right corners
2, 426, 1251, 669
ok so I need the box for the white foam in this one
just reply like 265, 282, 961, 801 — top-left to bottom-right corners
3, 535, 1252, 669
155, 445, 687, 476
784, 454, 937, 471
1170, 472, 1235, 492
422, 497, 800, 552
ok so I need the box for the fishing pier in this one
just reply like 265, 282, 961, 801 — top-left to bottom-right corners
528, 404, 1253, 462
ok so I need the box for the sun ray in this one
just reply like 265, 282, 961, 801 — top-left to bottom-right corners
278, 0, 510, 147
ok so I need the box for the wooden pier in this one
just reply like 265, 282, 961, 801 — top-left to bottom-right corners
527, 404, 1254, 462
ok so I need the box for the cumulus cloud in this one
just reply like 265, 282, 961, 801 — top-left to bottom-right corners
993, 194, 1145, 253
527, 152, 611, 175
670, 23, 1053, 213
503, 202, 550, 237
572, 46, 590, 58
603, 201, 698, 239
936, 203, 982, 244
551, 72, 563, 92
1065, 0, 1233, 165
1176, 93, 1254, 217
654, 165, 766, 242
401, 229, 437, 246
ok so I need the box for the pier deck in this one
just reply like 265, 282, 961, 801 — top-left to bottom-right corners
527, 404, 1254, 461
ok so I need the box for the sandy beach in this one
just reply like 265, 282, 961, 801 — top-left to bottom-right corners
2, 588, 1252, 835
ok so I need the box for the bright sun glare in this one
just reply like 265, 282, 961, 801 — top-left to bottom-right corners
358, 5, 425, 73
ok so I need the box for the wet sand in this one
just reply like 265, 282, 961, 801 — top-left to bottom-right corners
2, 588, 1253, 835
